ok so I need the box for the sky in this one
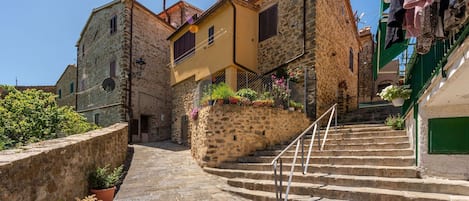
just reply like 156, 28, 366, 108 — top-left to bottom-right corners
0, 0, 380, 86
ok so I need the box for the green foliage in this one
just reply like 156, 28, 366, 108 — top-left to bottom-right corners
258, 91, 273, 100
211, 82, 235, 100
236, 88, 258, 101
0, 86, 98, 150
385, 115, 405, 130
378, 85, 412, 101
289, 100, 304, 110
89, 165, 123, 190
75, 195, 100, 201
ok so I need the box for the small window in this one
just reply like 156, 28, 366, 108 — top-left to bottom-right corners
94, 113, 99, 125
70, 82, 74, 93
173, 31, 195, 63
259, 4, 278, 42
110, 15, 117, 34
349, 48, 354, 72
208, 26, 214, 45
58, 89, 62, 99
110, 60, 116, 78
82, 44, 85, 57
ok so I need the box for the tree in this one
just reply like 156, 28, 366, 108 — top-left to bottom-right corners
0, 86, 98, 150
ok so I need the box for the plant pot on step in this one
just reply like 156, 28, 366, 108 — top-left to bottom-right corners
392, 98, 404, 107
90, 187, 116, 201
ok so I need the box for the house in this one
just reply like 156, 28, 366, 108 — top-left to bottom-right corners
75, 0, 202, 142
169, 0, 361, 145
402, 24, 469, 180
358, 27, 375, 103
56, 64, 77, 108
157, 1, 203, 28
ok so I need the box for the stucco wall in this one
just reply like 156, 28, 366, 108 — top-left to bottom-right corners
191, 105, 310, 167
0, 123, 128, 201
417, 104, 469, 180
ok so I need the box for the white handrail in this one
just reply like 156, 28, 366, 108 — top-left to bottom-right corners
272, 103, 338, 201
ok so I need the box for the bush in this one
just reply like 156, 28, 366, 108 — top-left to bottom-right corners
0, 86, 98, 150
385, 115, 405, 130
211, 82, 235, 100
236, 88, 258, 101
89, 165, 123, 190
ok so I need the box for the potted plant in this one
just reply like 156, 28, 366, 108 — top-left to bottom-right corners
229, 96, 240, 104
378, 85, 411, 107
235, 88, 258, 102
89, 165, 123, 201
212, 82, 235, 105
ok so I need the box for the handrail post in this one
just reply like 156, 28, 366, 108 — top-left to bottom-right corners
279, 158, 283, 200
334, 105, 337, 131
301, 136, 304, 169
273, 160, 279, 200
285, 140, 300, 201
321, 107, 335, 151
304, 124, 317, 174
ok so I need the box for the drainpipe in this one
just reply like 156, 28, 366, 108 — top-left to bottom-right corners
128, 0, 135, 144
228, 0, 258, 74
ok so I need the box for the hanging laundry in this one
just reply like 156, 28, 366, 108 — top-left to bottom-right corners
416, 2, 438, 54
444, 0, 467, 32
403, 0, 433, 38
386, 0, 406, 48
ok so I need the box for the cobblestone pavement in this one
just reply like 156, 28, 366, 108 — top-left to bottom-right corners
114, 141, 249, 201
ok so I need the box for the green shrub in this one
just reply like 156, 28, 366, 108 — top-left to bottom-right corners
0, 86, 98, 150
236, 88, 258, 101
89, 165, 123, 190
385, 115, 405, 130
211, 82, 235, 100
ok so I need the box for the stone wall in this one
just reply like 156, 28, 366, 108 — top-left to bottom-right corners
128, 3, 174, 142
56, 64, 77, 108
0, 123, 128, 201
191, 105, 310, 167
171, 76, 197, 145
358, 28, 375, 103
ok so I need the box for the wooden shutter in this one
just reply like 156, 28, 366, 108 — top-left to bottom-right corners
174, 32, 195, 63
208, 26, 214, 45
259, 4, 278, 42
110, 60, 116, 78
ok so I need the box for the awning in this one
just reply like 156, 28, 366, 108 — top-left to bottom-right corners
372, 1, 408, 80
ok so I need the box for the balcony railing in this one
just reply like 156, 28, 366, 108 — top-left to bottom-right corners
403, 23, 469, 115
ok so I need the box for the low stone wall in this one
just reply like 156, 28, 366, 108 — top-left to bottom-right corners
0, 123, 128, 201
191, 105, 310, 167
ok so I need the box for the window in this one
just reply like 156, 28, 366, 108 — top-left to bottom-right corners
349, 48, 354, 72
70, 82, 74, 93
110, 15, 117, 34
82, 44, 85, 57
58, 89, 62, 99
110, 60, 116, 78
259, 4, 278, 42
173, 31, 195, 63
94, 113, 99, 126
208, 26, 214, 45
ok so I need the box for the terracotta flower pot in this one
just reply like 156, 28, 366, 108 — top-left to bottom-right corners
229, 97, 239, 104
216, 99, 224, 105
90, 186, 116, 201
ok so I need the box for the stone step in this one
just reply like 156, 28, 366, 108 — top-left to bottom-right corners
300, 130, 406, 140
205, 168, 469, 196
302, 136, 409, 144
254, 149, 414, 157
322, 126, 395, 133
238, 156, 415, 166
218, 163, 419, 178
282, 142, 411, 151
221, 186, 347, 201
227, 178, 469, 201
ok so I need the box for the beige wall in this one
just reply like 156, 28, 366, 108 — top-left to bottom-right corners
170, 2, 235, 85
0, 123, 128, 201
56, 64, 77, 108
191, 105, 310, 167
234, 3, 258, 70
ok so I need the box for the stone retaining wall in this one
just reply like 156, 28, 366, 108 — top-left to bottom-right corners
0, 123, 128, 201
191, 105, 310, 167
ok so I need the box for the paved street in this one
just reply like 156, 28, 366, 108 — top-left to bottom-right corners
114, 141, 248, 201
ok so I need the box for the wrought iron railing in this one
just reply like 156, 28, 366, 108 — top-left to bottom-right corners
271, 103, 337, 201
403, 24, 469, 115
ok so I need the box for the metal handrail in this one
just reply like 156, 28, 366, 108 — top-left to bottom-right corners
271, 103, 338, 201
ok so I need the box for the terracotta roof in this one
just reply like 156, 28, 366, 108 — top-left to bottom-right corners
157, 1, 203, 18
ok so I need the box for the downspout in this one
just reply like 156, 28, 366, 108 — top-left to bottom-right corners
228, 0, 258, 74
128, 0, 135, 144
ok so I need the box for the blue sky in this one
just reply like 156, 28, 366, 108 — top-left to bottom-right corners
0, 0, 379, 86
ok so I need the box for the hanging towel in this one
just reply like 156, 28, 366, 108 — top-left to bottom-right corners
386, 0, 406, 48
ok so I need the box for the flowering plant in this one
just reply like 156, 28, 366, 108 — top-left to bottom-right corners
378, 85, 411, 101
287, 66, 303, 82
271, 74, 291, 108
190, 107, 199, 120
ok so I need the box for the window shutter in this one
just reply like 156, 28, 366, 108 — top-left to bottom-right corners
259, 4, 278, 42
110, 60, 116, 77
208, 26, 214, 45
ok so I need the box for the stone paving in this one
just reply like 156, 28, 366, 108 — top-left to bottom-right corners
114, 141, 249, 201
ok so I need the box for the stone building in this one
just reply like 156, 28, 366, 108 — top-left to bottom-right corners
157, 1, 203, 28
56, 64, 77, 108
358, 27, 375, 103
169, 0, 360, 145
76, 0, 202, 142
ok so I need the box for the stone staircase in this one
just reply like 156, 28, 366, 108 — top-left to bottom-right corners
339, 104, 401, 124
204, 124, 469, 201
